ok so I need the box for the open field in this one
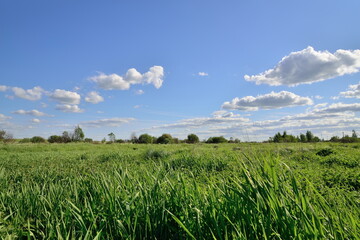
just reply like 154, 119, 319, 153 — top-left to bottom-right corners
0, 142, 359, 239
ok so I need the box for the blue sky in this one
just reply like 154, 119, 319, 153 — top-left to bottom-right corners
1, 0, 359, 141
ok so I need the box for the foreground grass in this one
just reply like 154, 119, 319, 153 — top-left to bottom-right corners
0, 143, 359, 239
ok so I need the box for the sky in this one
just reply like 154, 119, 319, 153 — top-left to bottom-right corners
1, 0, 360, 141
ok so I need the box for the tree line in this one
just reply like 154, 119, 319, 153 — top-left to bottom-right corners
1, 127, 359, 144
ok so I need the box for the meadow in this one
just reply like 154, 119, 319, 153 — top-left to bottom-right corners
0, 142, 359, 239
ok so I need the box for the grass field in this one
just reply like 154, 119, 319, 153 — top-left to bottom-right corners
0, 142, 359, 239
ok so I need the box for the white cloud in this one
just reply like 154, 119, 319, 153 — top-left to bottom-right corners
12, 109, 50, 117
0, 113, 12, 121
314, 95, 323, 100
134, 105, 142, 109
56, 104, 84, 113
89, 66, 164, 90
31, 118, 41, 123
50, 89, 81, 104
12, 86, 44, 101
135, 89, 144, 95
340, 81, 360, 99
198, 72, 209, 76
222, 91, 313, 111
150, 114, 249, 130
0, 85, 8, 92
81, 118, 135, 127
85, 91, 104, 104
244, 46, 360, 86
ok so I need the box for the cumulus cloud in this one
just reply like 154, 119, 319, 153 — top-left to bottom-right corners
198, 72, 209, 76
81, 118, 135, 127
31, 118, 41, 123
89, 66, 164, 90
222, 91, 313, 111
244, 46, 360, 86
85, 91, 104, 104
0, 85, 8, 92
12, 86, 44, 101
12, 109, 50, 117
50, 89, 81, 104
56, 104, 84, 113
340, 82, 360, 99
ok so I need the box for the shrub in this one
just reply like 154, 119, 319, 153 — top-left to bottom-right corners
206, 136, 227, 143
156, 134, 173, 144
48, 135, 63, 143
187, 134, 199, 144
31, 136, 46, 143
138, 134, 153, 144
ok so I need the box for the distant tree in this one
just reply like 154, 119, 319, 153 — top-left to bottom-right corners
108, 132, 116, 143
115, 139, 125, 143
206, 136, 227, 144
62, 131, 71, 143
306, 131, 314, 142
84, 138, 93, 143
48, 135, 63, 143
0, 130, 6, 140
130, 132, 138, 144
101, 138, 106, 143
31, 136, 46, 143
299, 133, 307, 143
73, 126, 84, 141
352, 130, 358, 138
138, 133, 153, 144
330, 136, 340, 142
187, 134, 199, 144
156, 134, 173, 144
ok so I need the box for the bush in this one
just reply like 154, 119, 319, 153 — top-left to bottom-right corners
84, 138, 93, 143
19, 138, 31, 143
138, 134, 153, 144
187, 134, 199, 144
156, 134, 173, 144
48, 135, 63, 143
31, 136, 46, 143
206, 136, 227, 144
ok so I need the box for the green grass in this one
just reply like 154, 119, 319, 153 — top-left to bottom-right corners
0, 142, 359, 239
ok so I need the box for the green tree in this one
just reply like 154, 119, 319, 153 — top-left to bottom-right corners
62, 131, 71, 143
306, 131, 314, 142
352, 130, 358, 138
73, 126, 85, 141
156, 134, 173, 144
299, 133, 307, 143
31, 136, 46, 143
138, 134, 153, 144
0, 130, 6, 140
48, 135, 63, 143
206, 136, 227, 143
187, 134, 199, 144
108, 132, 116, 142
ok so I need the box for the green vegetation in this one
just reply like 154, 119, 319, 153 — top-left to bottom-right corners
0, 142, 359, 239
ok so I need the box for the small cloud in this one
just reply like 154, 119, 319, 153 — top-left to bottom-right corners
81, 118, 135, 127
135, 89, 144, 95
0, 85, 8, 92
198, 72, 209, 76
85, 91, 104, 104
331, 96, 340, 100
314, 95, 323, 99
340, 81, 360, 99
12, 86, 44, 101
49, 89, 81, 104
31, 118, 41, 123
56, 104, 84, 113
12, 109, 50, 117
134, 105, 142, 109
0, 113, 12, 121
41, 102, 48, 108
222, 91, 313, 111
97, 111, 104, 114
5, 95, 14, 100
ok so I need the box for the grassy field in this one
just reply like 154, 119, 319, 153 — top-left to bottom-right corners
0, 142, 359, 239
